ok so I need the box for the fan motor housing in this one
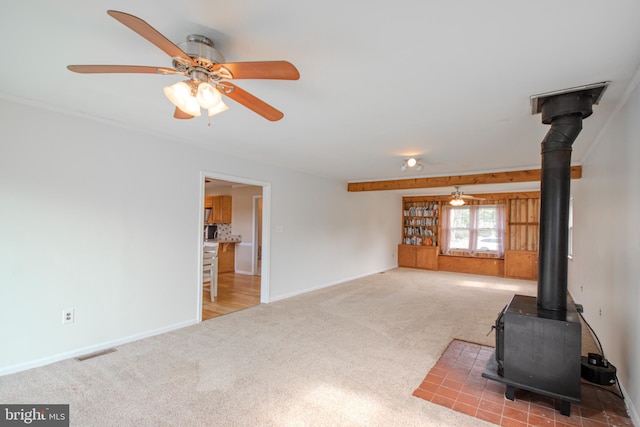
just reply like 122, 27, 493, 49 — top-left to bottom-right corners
173, 34, 225, 73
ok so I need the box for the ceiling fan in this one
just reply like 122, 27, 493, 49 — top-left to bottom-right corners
67, 10, 300, 121
449, 186, 485, 206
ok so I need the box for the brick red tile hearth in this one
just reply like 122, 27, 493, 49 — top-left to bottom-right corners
413, 340, 632, 427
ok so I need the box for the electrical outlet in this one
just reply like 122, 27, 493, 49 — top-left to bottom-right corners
62, 309, 75, 324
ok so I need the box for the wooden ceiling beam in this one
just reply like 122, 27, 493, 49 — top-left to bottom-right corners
347, 166, 582, 192
402, 191, 541, 202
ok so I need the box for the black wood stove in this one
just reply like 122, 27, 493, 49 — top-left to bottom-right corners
482, 82, 608, 416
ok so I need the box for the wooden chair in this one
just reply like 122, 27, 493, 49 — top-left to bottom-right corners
203, 243, 219, 301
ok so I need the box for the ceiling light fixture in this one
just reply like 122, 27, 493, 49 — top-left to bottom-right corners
163, 80, 228, 118
449, 197, 465, 206
401, 157, 424, 172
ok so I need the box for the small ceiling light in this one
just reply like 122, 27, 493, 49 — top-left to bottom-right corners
401, 157, 424, 172
449, 198, 465, 206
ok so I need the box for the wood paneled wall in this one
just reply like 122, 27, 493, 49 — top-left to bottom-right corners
399, 191, 541, 278
507, 198, 540, 251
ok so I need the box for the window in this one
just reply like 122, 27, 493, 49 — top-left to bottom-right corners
442, 204, 505, 256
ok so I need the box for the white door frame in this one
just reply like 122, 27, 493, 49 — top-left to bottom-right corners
252, 195, 263, 276
198, 172, 271, 321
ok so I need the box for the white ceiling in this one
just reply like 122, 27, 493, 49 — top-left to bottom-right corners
2, 1, 640, 193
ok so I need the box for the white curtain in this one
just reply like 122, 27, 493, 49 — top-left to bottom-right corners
441, 206, 452, 255
468, 207, 479, 256
496, 204, 506, 257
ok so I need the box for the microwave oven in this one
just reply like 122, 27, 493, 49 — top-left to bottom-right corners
205, 224, 218, 240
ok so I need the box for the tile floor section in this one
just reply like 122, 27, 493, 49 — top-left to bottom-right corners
413, 340, 632, 427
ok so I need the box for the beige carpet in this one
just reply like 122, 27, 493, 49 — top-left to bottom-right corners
0, 268, 537, 426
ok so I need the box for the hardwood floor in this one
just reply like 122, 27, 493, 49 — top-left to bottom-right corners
202, 272, 261, 320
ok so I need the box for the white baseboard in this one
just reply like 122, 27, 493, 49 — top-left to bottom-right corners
0, 319, 197, 377
619, 380, 639, 427
269, 265, 396, 302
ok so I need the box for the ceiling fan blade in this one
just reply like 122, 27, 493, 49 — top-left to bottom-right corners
107, 10, 195, 66
218, 82, 284, 121
173, 107, 194, 120
215, 61, 300, 80
67, 65, 179, 75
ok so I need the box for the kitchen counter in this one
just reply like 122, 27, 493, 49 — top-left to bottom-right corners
205, 238, 241, 243
204, 239, 238, 273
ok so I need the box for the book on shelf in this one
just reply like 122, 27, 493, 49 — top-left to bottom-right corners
403, 204, 439, 218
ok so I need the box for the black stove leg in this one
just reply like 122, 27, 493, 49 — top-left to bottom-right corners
505, 385, 515, 401
560, 400, 571, 416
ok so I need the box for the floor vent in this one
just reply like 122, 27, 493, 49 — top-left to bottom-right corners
75, 348, 117, 361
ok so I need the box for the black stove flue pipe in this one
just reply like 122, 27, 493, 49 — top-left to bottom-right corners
537, 91, 594, 312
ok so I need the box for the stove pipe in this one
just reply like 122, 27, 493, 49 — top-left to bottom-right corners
535, 84, 606, 311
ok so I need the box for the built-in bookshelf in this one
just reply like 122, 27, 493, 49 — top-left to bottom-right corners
402, 202, 439, 246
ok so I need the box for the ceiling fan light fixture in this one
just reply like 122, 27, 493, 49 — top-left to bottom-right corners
182, 96, 202, 117
208, 100, 229, 117
406, 158, 417, 168
165, 81, 227, 118
163, 81, 190, 104
450, 198, 465, 206
67, 11, 299, 122
196, 82, 222, 109
164, 81, 201, 116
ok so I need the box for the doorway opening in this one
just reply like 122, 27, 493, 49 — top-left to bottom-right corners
199, 172, 270, 321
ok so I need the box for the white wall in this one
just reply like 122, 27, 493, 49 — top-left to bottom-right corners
0, 100, 401, 374
230, 186, 262, 274
568, 77, 640, 422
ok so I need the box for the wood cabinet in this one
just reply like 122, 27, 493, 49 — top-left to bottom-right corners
416, 246, 439, 270
398, 244, 417, 267
218, 242, 235, 273
438, 255, 504, 276
504, 250, 538, 279
398, 245, 438, 270
205, 195, 232, 223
